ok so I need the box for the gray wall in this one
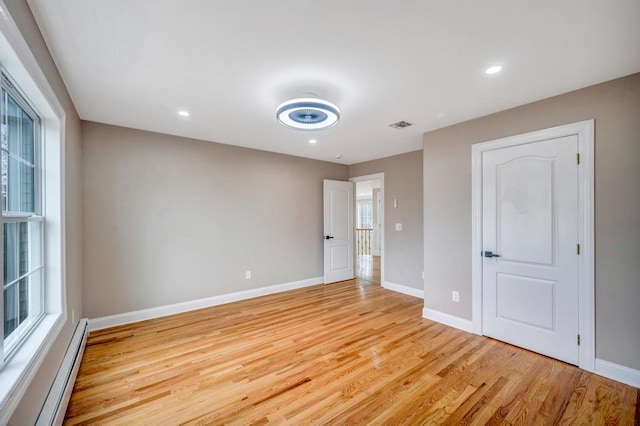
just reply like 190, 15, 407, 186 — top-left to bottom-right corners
82, 122, 348, 318
7, 0, 83, 424
423, 73, 640, 370
349, 151, 423, 290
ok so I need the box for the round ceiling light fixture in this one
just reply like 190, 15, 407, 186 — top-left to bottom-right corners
485, 65, 503, 75
276, 97, 340, 131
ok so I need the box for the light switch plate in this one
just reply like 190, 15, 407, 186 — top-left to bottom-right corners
395, 223, 402, 231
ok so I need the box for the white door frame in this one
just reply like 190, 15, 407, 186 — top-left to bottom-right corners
349, 173, 385, 284
471, 120, 595, 372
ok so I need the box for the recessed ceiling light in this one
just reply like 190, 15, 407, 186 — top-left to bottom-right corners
309, 139, 317, 144
178, 110, 190, 117
485, 65, 503, 75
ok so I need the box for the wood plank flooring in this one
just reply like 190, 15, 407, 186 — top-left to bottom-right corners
65, 257, 638, 424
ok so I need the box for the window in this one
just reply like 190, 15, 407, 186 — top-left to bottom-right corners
0, 17, 65, 419
357, 201, 373, 229
0, 75, 44, 363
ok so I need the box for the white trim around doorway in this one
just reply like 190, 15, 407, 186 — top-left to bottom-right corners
471, 120, 595, 372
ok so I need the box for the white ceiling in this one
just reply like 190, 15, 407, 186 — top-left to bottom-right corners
27, 1, 640, 165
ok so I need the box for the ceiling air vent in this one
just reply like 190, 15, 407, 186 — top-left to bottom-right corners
389, 120, 413, 129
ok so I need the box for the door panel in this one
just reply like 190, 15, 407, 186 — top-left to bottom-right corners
328, 187, 350, 239
496, 273, 555, 330
324, 180, 354, 283
482, 135, 579, 365
329, 245, 349, 269
497, 158, 554, 265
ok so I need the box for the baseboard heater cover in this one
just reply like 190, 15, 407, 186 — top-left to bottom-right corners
36, 318, 88, 426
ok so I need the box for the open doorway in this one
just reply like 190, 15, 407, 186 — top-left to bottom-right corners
350, 174, 384, 285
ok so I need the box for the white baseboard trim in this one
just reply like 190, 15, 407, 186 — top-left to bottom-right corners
595, 358, 640, 388
382, 281, 424, 299
88, 277, 323, 331
36, 319, 88, 426
422, 307, 475, 334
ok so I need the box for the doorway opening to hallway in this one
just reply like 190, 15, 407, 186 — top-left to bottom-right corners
351, 174, 384, 286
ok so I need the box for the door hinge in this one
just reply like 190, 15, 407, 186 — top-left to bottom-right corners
577, 334, 581, 346
577, 153, 580, 165
577, 244, 581, 255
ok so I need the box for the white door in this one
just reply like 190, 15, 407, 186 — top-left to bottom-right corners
482, 135, 579, 365
324, 180, 354, 283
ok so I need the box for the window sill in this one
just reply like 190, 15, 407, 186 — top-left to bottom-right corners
0, 312, 64, 423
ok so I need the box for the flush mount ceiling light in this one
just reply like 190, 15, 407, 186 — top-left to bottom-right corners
485, 65, 503, 74
276, 97, 340, 131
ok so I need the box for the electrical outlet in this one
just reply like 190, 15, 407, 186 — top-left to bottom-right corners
245, 270, 252, 280
421, 271, 424, 280
452, 291, 460, 302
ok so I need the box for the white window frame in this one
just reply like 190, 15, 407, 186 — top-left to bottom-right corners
1, 74, 46, 361
0, 2, 66, 421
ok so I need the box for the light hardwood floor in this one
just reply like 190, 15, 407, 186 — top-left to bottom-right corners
66, 256, 638, 424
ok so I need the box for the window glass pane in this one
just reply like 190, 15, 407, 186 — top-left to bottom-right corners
1, 88, 35, 164
3, 270, 37, 344
1, 149, 5, 213
358, 202, 373, 228
3, 283, 18, 337
4, 222, 26, 284
3, 270, 41, 345
3, 221, 41, 285
18, 277, 29, 323
2, 150, 35, 213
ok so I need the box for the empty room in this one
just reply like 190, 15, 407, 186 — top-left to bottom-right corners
0, 0, 639, 424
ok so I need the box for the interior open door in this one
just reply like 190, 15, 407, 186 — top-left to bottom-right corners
323, 179, 354, 284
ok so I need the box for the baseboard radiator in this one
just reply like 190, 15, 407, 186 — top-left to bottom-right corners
36, 318, 88, 426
